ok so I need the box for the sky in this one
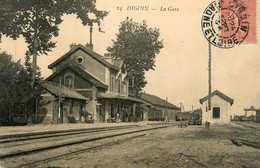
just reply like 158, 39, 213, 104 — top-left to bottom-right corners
0, 0, 259, 115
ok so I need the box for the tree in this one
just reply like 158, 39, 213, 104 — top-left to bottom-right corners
0, 52, 41, 125
0, 52, 20, 124
107, 17, 163, 96
0, 0, 107, 124
0, 0, 108, 88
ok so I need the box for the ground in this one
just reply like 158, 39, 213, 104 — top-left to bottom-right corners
40, 123, 260, 168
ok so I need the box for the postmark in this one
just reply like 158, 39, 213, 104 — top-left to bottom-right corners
201, 0, 253, 48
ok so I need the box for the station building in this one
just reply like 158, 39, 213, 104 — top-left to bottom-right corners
140, 92, 180, 121
43, 43, 142, 123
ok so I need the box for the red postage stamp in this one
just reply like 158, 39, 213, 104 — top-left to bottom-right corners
202, 0, 256, 48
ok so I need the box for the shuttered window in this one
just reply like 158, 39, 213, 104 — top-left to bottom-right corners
213, 107, 220, 118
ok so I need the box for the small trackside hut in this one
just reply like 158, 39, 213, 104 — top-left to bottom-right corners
200, 90, 234, 125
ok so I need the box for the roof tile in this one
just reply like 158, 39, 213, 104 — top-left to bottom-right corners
48, 44, 119, 71
38, 81, 88, 100
199, 90, 234, 105
140, 93, 180, 109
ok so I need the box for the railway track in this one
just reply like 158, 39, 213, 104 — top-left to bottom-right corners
231, 122, 260, 149
0, 125, 138, 144
0, 123, 172, 167
232, 122, 260, 134
19, 133, 146, 168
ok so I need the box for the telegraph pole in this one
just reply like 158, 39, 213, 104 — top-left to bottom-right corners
58, 77, 61, 123
207, 41, 211, 127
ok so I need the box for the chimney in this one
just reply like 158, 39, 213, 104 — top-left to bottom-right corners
166, 97, 168, 102
85, 25, 94, 51
70, 43, 77, 50
86, 43, 93, 51
103, 53, 114, 64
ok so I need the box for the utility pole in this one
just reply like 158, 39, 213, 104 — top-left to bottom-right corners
58, 77, 61, 123
207, 41, 211, 127
35, 97, 38, 123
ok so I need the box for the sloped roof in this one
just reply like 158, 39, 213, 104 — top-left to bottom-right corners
45, 62, 108, 90
97, 93, 144, 103
244, 108, 256, 111
244, 106, 256, 111
48, 44, 119, 71
38, 81, 88, 101
199, 90, 234, 105
140, 93, 180, 110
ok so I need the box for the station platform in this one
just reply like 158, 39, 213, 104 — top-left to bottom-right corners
0, 121, 170, 137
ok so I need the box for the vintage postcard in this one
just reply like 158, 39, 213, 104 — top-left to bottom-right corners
0, 0, 259, 167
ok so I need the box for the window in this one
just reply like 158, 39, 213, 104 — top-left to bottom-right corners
129, 76, 135, 87
126, 82, 129, 95
69, 100, 74, 114
111, 76, 115, 92
65, 76, 72, 87
213, 107, 220, 118
118, 79, 121, 93
115, 79, 118, 93
77, 56, 84, 64
122, 81, 125, 94
64, 73, 74, 88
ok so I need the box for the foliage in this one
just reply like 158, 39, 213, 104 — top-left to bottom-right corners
107, 17, 163, 94
192, 108, 202, 115
0, 52, 42, 125
0, 0, 108, 89
0, 53, 26, 123
0, 0, 107, 124
0, 0, 107, 54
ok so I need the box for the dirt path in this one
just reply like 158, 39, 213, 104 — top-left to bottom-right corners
33, 124, 259, 168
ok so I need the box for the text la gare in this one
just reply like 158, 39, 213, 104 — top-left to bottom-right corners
160, 6, 179, 12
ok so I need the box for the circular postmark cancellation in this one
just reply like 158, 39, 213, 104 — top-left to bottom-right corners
201, 0, 250, 48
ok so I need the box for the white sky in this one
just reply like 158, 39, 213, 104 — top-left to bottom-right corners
0, 0, 259, 115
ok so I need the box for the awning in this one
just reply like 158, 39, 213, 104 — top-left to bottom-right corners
97, 93, 144, 103
38, 81, 89, 101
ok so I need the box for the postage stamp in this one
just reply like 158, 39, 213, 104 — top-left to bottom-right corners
201, 0, 256, 48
